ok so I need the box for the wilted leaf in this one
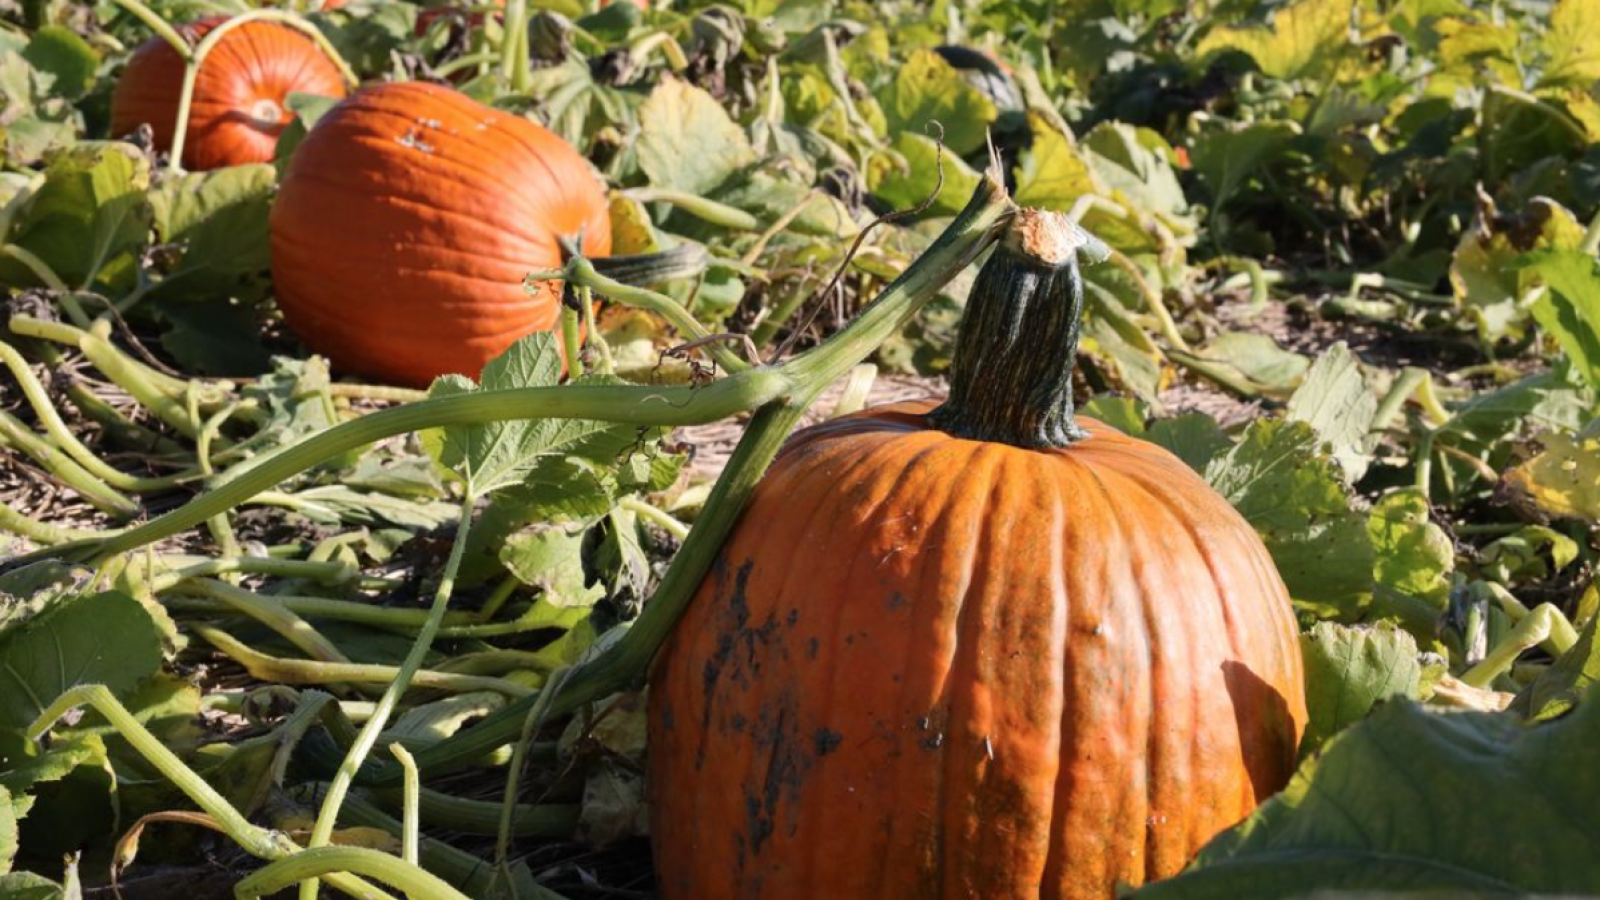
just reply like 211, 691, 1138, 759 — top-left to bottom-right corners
1206, 419, 1373, 616
1133, 699, 1600, 897
1300, 622, 1422, 753
1172, 332, 1309, 398
1450, 198, 1584, 343
0, 591, 163, 732
637, 77, 756, 195
578, 758, 648, 847
1286, 342, 1376, 483
876, 49, 998, 156
1196, 0, 1354, 80
1505, 431, 1600, 522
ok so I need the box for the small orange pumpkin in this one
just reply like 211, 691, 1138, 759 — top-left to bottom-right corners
647, 210, 1306, 899
110, 17, 348, 170
270, 81, 611, 387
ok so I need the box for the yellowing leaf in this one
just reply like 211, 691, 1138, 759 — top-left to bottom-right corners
1014, 112, 1099, 210
1507, 432, 1600, 522
1449, 197, 1585, 342
875, 48, 997, 156
1542, 0, 1600, 88
636, 77, 756, 195
1197, 0, 1354, 80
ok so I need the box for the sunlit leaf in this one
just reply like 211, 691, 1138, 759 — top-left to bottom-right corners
1286, 342, 1376, 483
1196, 0, 1354, 80
636, 77, 756, 195
0, 591, 163, 732
1505, 431, 1600, 522
1205, 419, 1374, 617
1300, 621, 1422, 754
875, 48, 998, 157
1541, 0, 1600, 88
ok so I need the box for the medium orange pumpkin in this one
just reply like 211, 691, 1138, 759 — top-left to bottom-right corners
110, 17, 348, 170
647, 210, 1306, 899
270, 81, 611, 386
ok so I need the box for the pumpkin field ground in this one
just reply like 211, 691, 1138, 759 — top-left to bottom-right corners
4, 0, 1600, 898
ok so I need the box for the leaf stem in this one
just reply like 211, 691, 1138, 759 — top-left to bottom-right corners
298, 490, 476, 900
622, 188, 761, 231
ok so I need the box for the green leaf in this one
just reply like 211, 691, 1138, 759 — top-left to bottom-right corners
500, 524, 603, 608
1513, 615, 1600, 722
1541, 0, 1600, 88
875, 48, 998, 157
1079, 123, 1196, 240
1190, 120, 1298, 220
274, 91, 341, 173
157, 300, 272, 376
1147, 413, 1231, 473
428, 334, 635, 498
4, 142, 152, 291
0, 785, 15, 875
21, 27, 98, 101
1368, 489, 1454, 611
636, 77, 756, 195
1081, 395, 1148, 436
1300, 621, 1422, 754
0, 591, 163, 733
1206, 419, 1373, 617
867, 131, 982, 216
0, 562, 89, 640
147, 163, 276, 304
1520, 248, 1600, 391
1286, 343, 1376, 483
1132, 698, 1600, 897
0, 872, 62, 900
1196, 0, 1354, 80
0, 733, 115, 857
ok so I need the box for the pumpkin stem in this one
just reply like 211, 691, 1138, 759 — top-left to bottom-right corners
930, 208, 1104, 450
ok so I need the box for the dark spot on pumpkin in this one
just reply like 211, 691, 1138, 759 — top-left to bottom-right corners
659, 705, 675, 731
731, 712, 747, 733
696, 560, 757, 769
814, 728, 843, 756
887, 591, 908, 610
807, 637, 820, 659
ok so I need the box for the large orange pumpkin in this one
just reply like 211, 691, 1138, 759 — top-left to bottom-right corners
110, 17, 348, 170
270, 81, 612, 386
647, 210, 1306, 899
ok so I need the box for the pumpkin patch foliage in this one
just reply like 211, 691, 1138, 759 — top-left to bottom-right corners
0, 0, 1597, 898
